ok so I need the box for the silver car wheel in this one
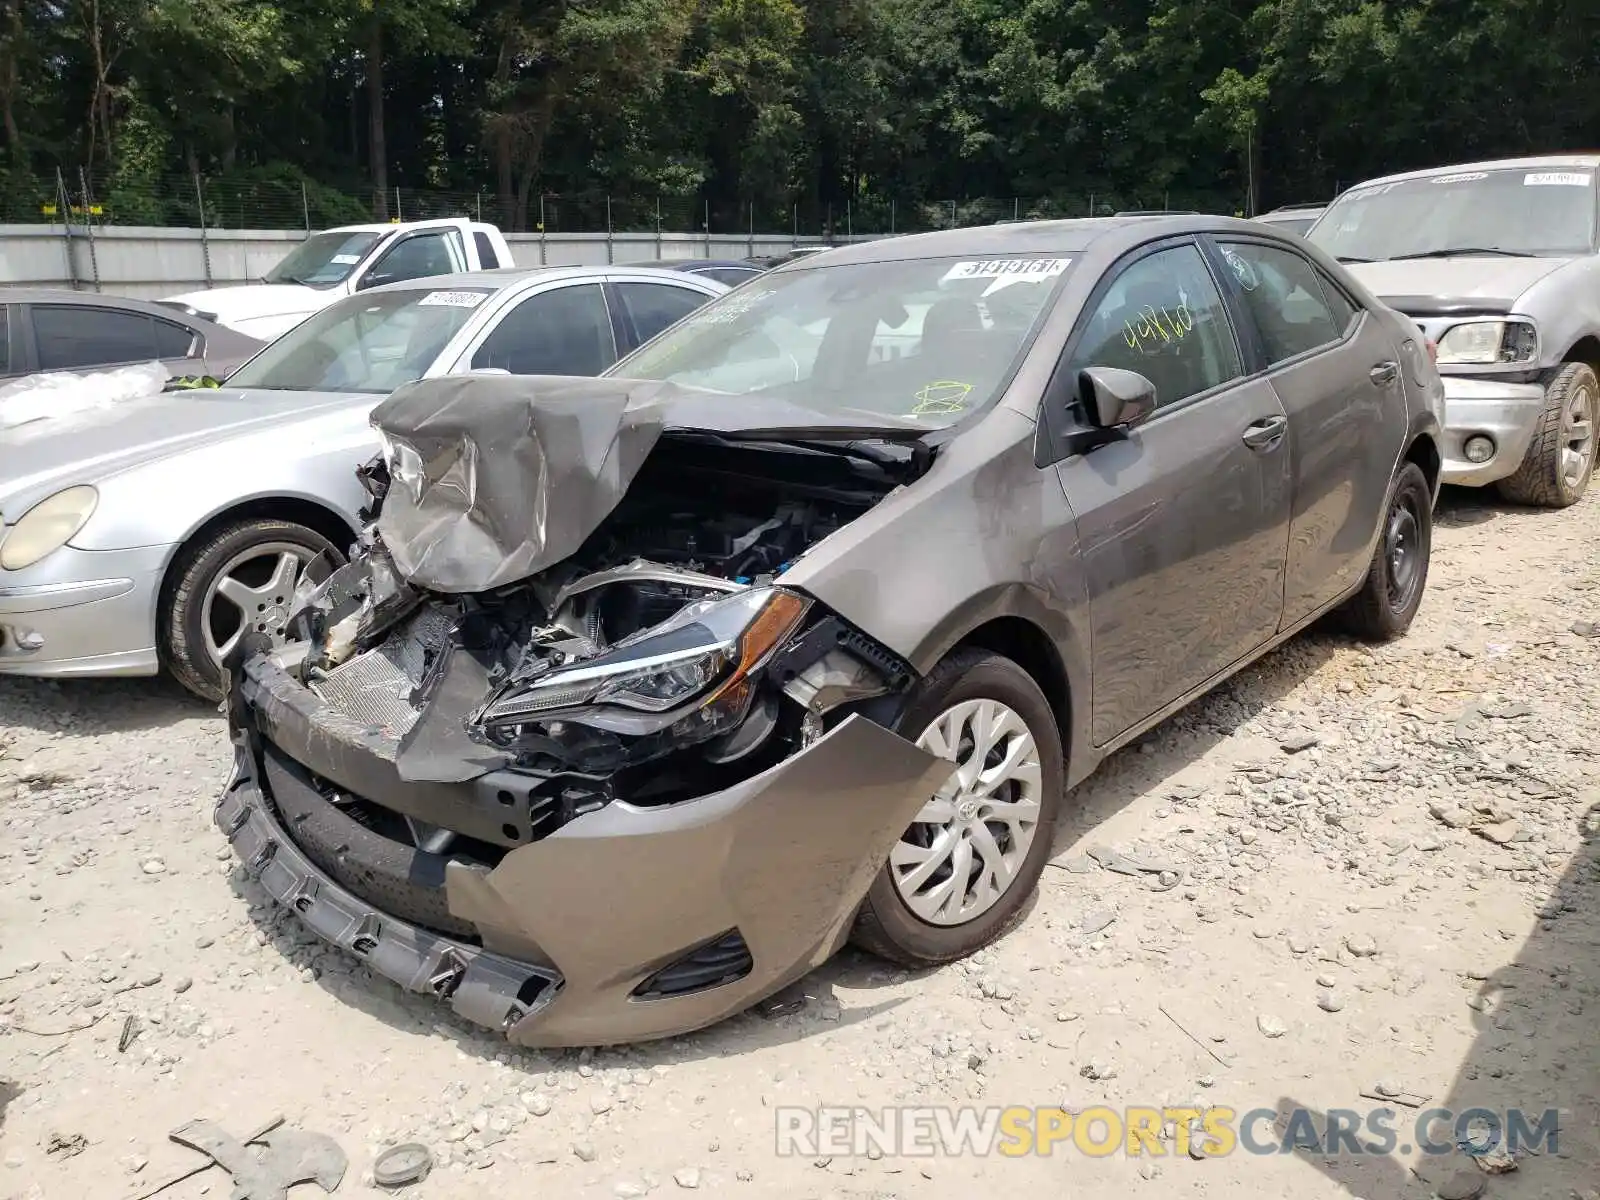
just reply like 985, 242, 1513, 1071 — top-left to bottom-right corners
199, 541, 312, 665
1561, 378, 1595, 490
890, 698, 1044, 926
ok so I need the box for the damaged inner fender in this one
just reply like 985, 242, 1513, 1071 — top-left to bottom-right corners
267, 430, 928, 886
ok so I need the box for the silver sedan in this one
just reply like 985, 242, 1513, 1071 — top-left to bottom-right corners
0, 266, 726, 699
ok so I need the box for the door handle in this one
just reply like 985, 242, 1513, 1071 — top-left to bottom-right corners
1370, 361, 1399, 386
1241, 414, 1288, 451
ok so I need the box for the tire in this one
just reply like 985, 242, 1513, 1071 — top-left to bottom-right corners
851, 649, 1065, 967
1495, 362, 1598, 508
1336, 461, 1431, 642
159, 518, 343, 702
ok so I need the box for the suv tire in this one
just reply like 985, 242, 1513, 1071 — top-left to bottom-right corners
1496, 362, 1597, 508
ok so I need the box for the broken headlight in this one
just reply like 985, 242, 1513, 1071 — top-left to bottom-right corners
1434, 319, 1538, 365
477, 587, 810, 732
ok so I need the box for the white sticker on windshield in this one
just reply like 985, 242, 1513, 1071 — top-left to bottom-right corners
418, 291, 488, 309
1526, 172, 1591, 187
1432, 172, 1488, 184
330, 253, 361, 265
942, 257, 1071, 297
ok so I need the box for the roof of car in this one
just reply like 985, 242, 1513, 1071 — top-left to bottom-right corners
622, 259, 764, 271
789, 215, 1284, 268
0, 288, 258, 335
364, 265, 729, 293
1348, 154, 1600, 190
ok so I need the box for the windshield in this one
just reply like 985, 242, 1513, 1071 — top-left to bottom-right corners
225, 287, 491, 394
262, 230, 385, 287
1309, 168, 1598, 261
609, 253, 1072, 427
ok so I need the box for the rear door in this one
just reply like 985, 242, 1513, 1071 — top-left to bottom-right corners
1050, 238, 1292, 745
24, 303, 172, 372
1208, 236, 1409, 625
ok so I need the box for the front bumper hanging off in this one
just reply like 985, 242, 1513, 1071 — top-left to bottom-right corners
216, 653, 949, 1047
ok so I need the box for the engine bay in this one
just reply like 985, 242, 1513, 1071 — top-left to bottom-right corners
284, 433, 926, 804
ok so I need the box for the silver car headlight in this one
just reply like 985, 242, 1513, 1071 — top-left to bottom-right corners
478, 587, 810, 729
0, 486, 99, 571
1435, 319, 1538, 366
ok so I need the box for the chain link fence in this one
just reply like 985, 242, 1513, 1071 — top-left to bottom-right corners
0, 164, 1235, 236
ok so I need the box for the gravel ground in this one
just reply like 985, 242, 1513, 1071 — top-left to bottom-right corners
2, 486, 1599, 1200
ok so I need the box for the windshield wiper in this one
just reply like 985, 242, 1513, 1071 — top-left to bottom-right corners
1388, 247, 1534, 260
1335, 255, 1375, 264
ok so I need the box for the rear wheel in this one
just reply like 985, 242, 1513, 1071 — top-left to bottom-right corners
1336, 461, 1431, 641
1496, 362, 1597, 508
851, 649, 1065, 967
160, 519, 343, 702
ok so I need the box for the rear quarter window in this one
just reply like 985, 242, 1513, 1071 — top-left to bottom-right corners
473, 231, 502, 270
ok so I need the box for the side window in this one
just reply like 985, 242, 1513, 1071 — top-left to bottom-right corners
0, 305, 10, 374
1217, 241, 1343, 365
1067, 243, 1242, 409
473, 231, 501, 270
153, 318, 197, 359
471, 283, 616, 376
366, 231, 466, 287
1314, 269, 1360, 334
32, 305, 160, 370
615, 282, 710, 346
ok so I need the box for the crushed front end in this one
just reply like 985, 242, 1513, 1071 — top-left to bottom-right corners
215, 375, 949, 1046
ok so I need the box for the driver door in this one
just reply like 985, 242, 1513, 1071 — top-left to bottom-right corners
1052, 238, 1292, 746
357, 228, 469, 291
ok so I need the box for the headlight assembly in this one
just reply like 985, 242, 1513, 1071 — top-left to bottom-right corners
1434, 319, 1537, 366
0, 486, 99, 571
477, 586, 810, 733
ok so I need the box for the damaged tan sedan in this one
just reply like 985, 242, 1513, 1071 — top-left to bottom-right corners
216, 216, 1444, 1047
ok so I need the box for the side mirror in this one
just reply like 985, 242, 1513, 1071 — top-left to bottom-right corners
1079, 366, 1157, 430
355, 271, 390, 292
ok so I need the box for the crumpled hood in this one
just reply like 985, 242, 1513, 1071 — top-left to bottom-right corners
165, 283, 327, 332
0, 388, 362, 519
1345, 257, 1570, 312
370, 374, 930, 594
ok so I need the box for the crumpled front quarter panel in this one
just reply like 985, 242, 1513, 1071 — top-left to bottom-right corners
445, 715, 950, 1047
780, 407, 1088, 681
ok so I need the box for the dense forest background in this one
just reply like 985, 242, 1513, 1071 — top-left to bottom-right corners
0, 0, 1595, 233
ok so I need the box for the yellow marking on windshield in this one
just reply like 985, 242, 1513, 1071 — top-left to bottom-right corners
912, 381, 974, 415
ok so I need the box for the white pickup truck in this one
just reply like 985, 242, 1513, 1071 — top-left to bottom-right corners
165, 218, 516, 341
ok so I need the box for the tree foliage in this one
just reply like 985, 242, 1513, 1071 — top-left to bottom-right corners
0, 0, 1596, 229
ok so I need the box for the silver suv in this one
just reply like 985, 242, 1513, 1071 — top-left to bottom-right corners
1308, 155, 1600, 506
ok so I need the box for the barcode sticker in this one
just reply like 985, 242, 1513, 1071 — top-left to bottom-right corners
418, 291, 489, 309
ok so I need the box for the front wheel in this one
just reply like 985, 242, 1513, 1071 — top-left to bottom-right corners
850, 649, 1065, 967
159, 518, 343, 702
1335, 461, 1432, 642
1496, 361, 1597, 508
